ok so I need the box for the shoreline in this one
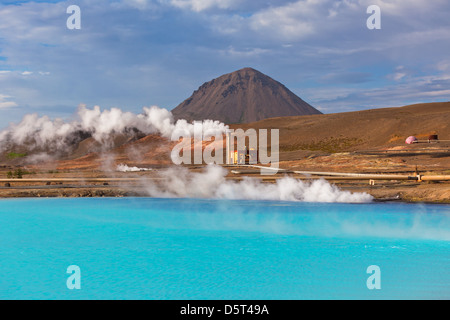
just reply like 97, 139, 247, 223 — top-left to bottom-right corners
0, 192, 448, 205
1, 182, 448, 204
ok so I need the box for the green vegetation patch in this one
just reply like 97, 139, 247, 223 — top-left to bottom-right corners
6, 168, 36, 179
6, 152, 27, 160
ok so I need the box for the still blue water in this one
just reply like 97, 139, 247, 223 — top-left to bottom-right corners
0, 198, 449, 300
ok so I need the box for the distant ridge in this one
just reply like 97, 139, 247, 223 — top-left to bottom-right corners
171, 67, 321, 124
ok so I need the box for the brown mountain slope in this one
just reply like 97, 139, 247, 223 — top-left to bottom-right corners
171, 67, 321, 124
232, 101, 450, 156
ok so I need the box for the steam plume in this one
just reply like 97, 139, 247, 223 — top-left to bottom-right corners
143, 165, 373, 203
116, 164, 152, 172
0, 105, 228, 153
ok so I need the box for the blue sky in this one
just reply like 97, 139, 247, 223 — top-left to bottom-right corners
0, 0, 449, 128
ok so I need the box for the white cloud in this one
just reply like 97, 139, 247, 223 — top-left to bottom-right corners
169, 0, 240, 12
358, 0, 449, 16
21, 71, 33, 76
0, 101, 17, 109
392, 73, 406, 81
436, 60, 450, 72
114, 0, 160, 10
0, 2, 65, 42
248, 0, 322, 41
387, 66, 408, 82
0, 94, 18, 109
129, 0, 152, 9
206, 0, 356, 41
221, 46, 270, 57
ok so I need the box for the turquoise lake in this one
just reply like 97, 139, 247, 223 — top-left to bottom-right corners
0, 198, 449, 300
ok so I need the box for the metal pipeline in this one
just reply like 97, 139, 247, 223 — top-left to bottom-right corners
230, 165, 450, 181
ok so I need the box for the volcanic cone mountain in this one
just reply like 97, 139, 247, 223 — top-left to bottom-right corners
171, 67, 321, 124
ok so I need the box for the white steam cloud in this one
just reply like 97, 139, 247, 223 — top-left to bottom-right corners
116, 164, 152, 172
0, 105, 228, 153
144, 165, 373, 203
